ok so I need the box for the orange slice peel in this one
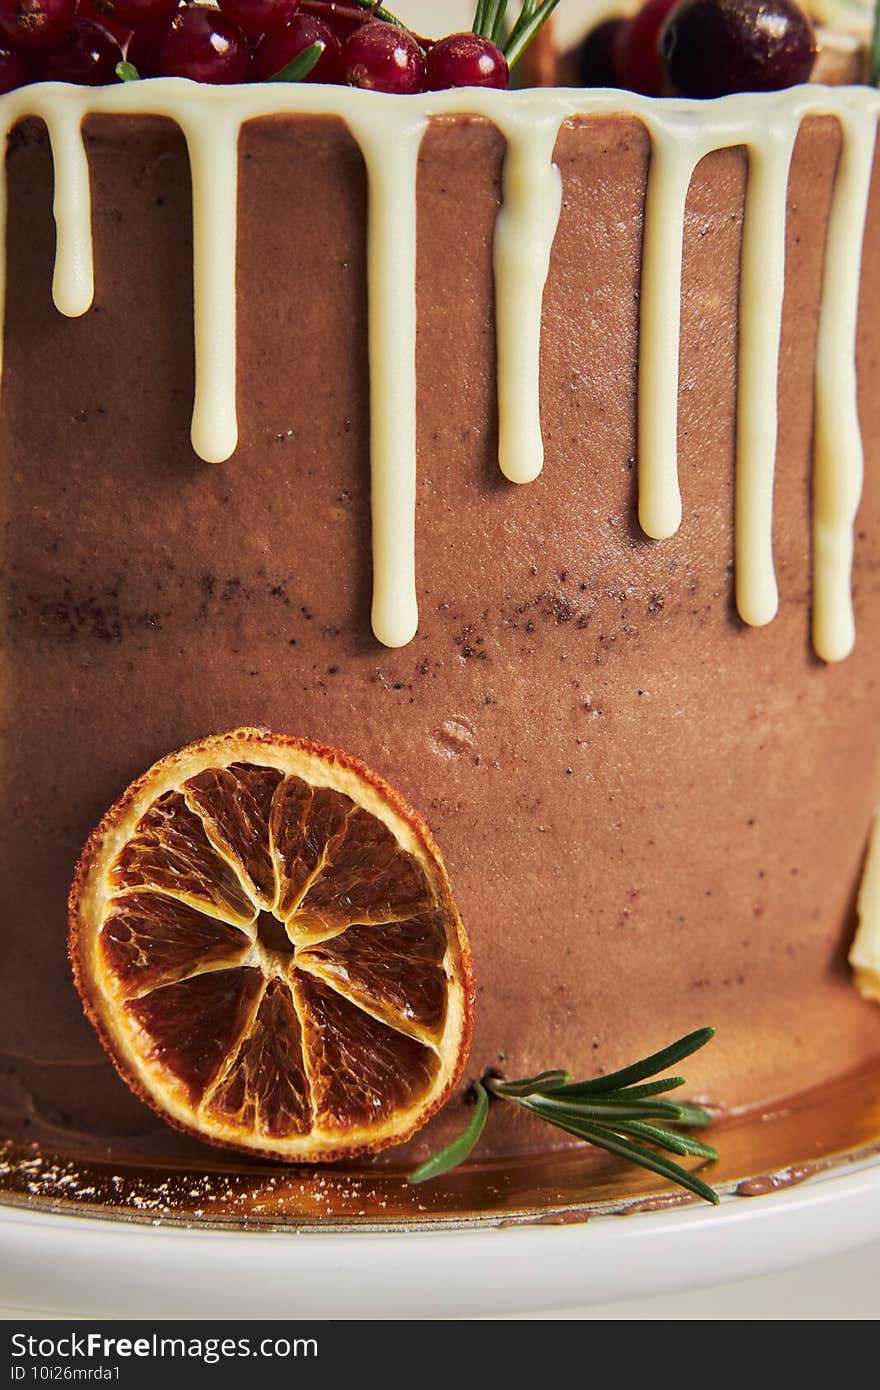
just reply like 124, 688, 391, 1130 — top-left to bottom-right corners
69, 728, 474, 1162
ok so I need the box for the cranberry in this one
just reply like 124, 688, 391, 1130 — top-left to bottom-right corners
425, 31, 508, 90
153, 4, 251, 81
125, 18, 165, 71
342, 19, 423, 93
33, 16, 122, 81
574, 16, 626, 87
301, 0, 364, 44
0, 0, 76, 50
253, 12, 340, 81
218, 0, 297, 40
0, 41, 28, 88
661, 0, 817, 96
78, 0, 133, 44
86, 0, 179, 33
616, 0, 681, 96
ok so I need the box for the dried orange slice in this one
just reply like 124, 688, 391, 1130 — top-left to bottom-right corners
69, 729, 474, 1162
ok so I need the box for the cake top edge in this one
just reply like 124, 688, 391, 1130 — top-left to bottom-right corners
2, 74, 879, 126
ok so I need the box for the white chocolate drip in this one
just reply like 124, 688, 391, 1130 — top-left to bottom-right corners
735, 122, 798, 630
184, 110, 240, 465
493, 110, 563, 486
812, 104, 877, 663
637, 131, 695, 540
0, 83, 877, 659
850, 811, 880, 1003
343, 106, 426, 650
43, 96, 94, 319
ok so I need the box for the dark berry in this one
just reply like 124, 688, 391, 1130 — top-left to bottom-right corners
87, 0, 179, 33
425, 31, 508, 91
154, 4, 251, 82
616, 0, 681, 96
124, 18, 165, 72
253, 12, 341, 81
0, 0, 76, 50
300, 0, 364, 44
217, 0, 297, 40
0, 41, 28, 88
661, 0, 817, 96
574, 16, 626, 87
33, 16, 122, 81
78, 0, 133, 44
342, 19, 424, 94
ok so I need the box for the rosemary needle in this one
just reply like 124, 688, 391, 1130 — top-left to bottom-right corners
409, 1028, 720, 1204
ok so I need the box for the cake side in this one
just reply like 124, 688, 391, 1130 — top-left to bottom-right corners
0, 104, 878, 1164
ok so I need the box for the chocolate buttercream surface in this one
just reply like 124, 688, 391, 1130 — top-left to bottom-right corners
1, 110, 879, 1168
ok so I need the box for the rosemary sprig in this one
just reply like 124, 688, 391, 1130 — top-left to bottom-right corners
871, 0, 880, 86
472, 0, 561, 67
268, 42, 326, 83
409, 1027, 720, 1205
408, 1080, 491, 1183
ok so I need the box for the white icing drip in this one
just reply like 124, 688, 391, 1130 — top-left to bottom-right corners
850, 810, 880, 1003
812, 104, 877, 663
637, 133, 699, 540
43, 95, 94, 318
735, 120, 798, 629
0, 82, 877, 658
493, 111, 563, 486
182, 110, 240, 465
344, 106, 427, 649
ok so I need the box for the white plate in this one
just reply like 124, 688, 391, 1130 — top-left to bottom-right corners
2, 1155, 879, 1319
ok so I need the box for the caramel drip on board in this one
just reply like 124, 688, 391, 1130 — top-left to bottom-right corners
0, 82, 876, 661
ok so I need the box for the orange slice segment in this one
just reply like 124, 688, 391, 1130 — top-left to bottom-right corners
102, 892, 251, 994
125, 967, 265, 1104
203, 979, 312, 1140
111, 791, 256, 927
295, 973, 441, 1132
296, 914, 449, 1041
184, 764, 284, 911
69, 728, 474, 1162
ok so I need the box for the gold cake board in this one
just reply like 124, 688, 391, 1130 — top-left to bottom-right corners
1, 1059, 878, 1232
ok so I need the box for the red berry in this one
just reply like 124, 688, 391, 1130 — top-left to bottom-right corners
425, 31, 508, 91
217, 0, 297, 40
0, 0, 76, 51
78, 0, 133, 44
574, 16, 626, 87
342, 19, 423, 94
154, 4, 251, 82
0, 40, 28, 88
661, 0, 817, 96
86, 0, 179, 34
33, 16, 122, 82
252, 12, 340, 81
300, 1, 365, 43
124, 18, 164, 71
616, 0, 680, 96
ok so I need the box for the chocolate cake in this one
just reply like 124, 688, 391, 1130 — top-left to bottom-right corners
0, 27, 879, 1178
